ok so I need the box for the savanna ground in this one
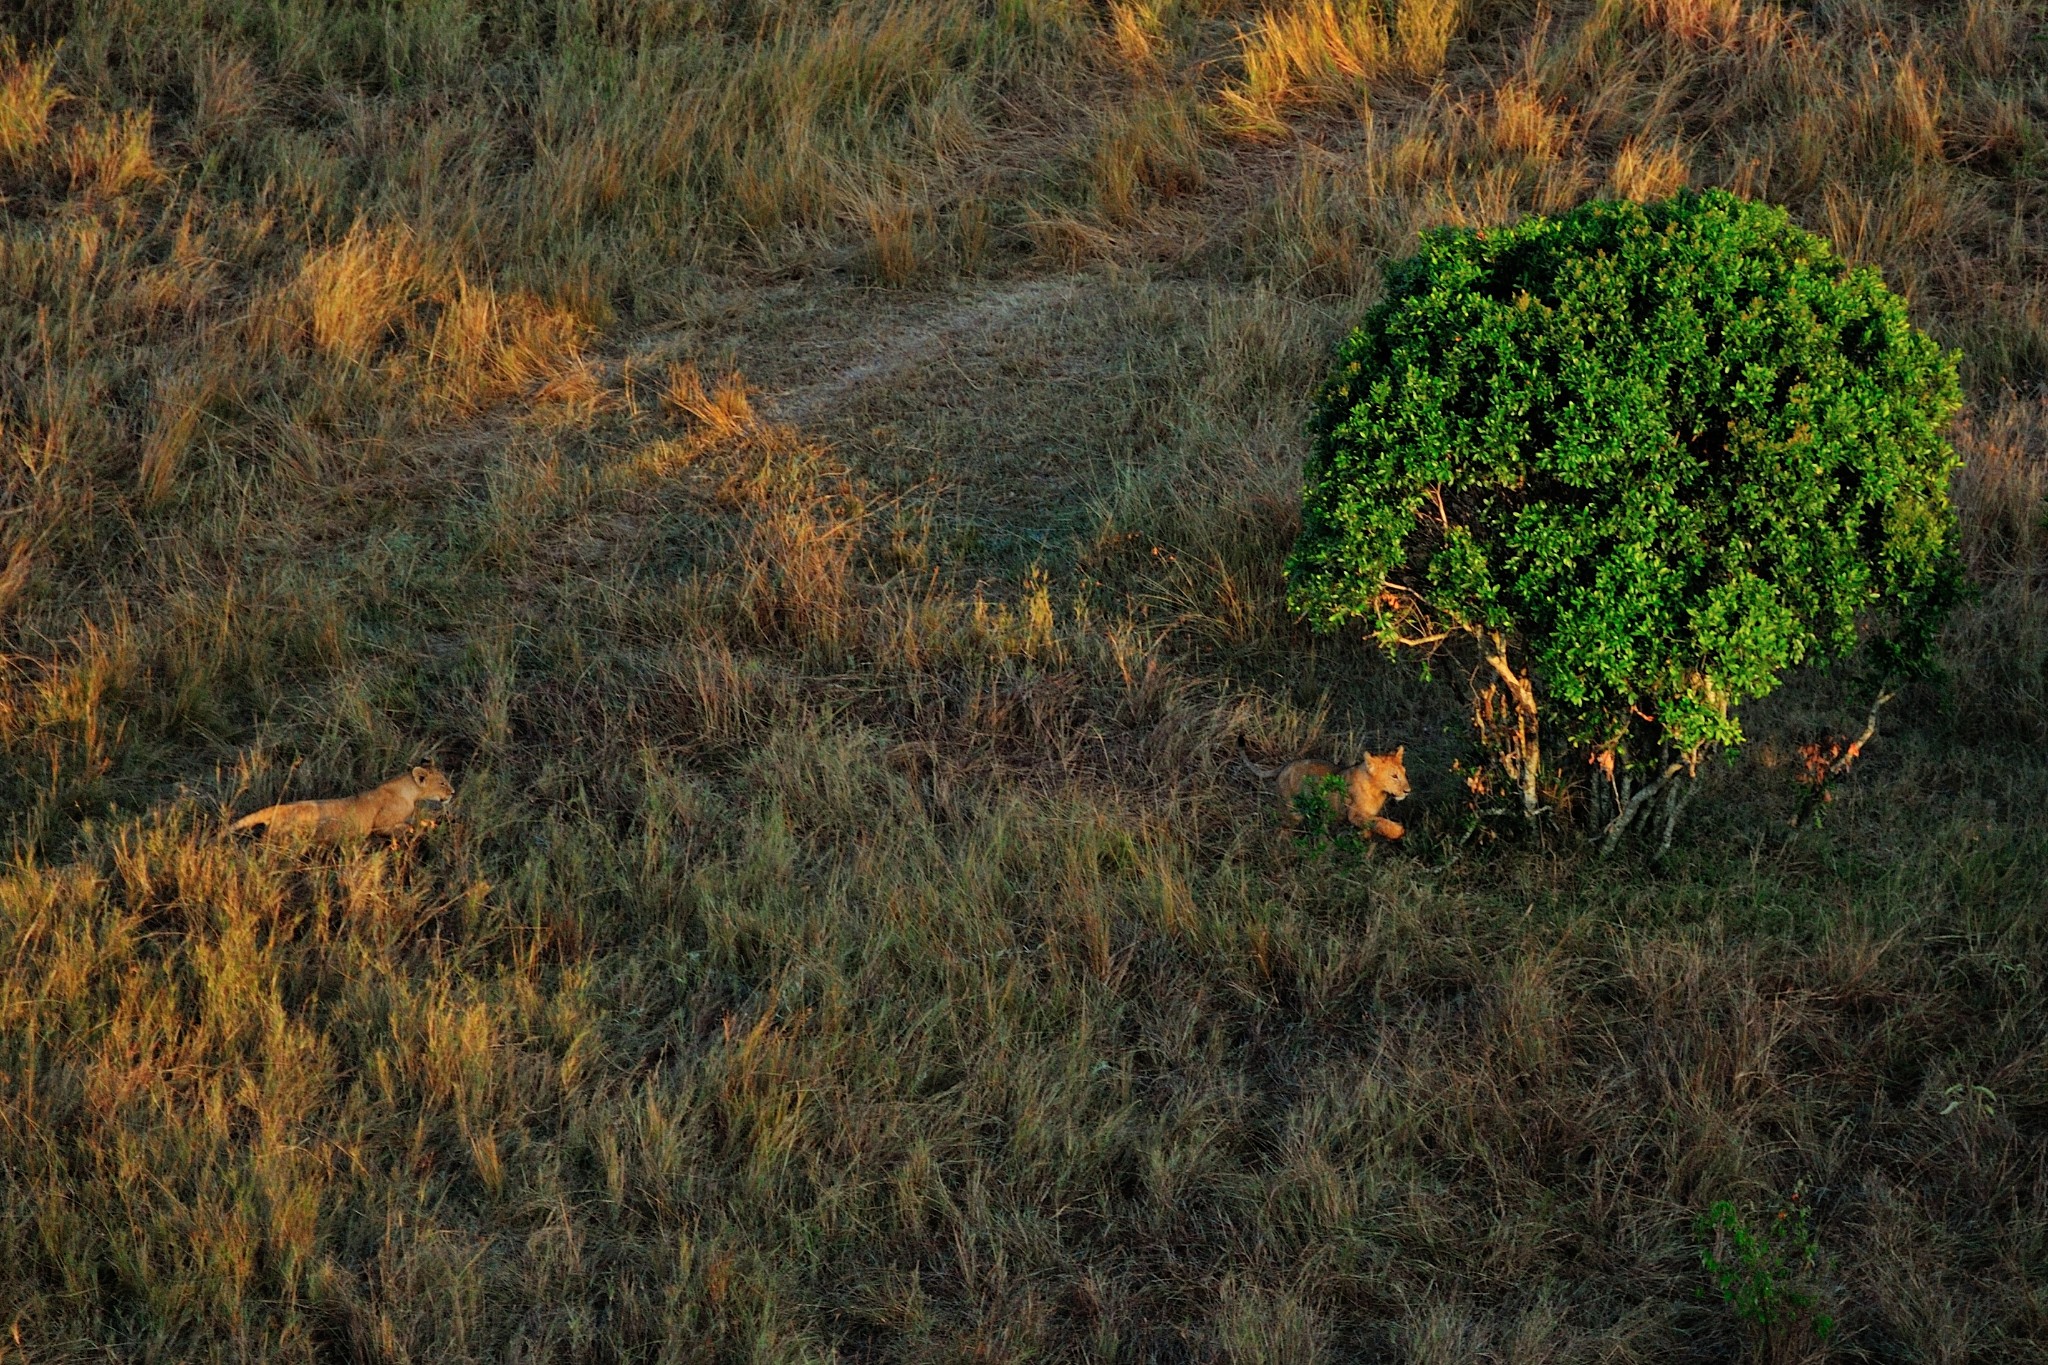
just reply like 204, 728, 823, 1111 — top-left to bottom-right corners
1, 0, 2044, 1358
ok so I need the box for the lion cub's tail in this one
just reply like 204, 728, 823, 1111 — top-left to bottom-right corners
1237, 736, 1287, 781
231, 804, 281, 833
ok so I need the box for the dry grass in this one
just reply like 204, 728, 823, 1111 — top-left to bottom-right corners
2, 0, 2046, 1359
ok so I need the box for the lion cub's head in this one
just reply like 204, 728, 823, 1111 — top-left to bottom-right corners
411, 765, 456, 802
1357, 746, 1409, 800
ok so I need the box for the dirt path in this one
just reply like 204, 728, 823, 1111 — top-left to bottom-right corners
758, 278, 1081, 427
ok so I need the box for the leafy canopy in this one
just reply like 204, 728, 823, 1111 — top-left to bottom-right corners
1287, 190, 1962, 760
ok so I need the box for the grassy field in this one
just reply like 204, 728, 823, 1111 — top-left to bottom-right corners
2, 0, 2045, 1358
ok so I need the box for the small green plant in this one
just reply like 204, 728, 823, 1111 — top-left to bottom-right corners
1288, 189, 1965, 853
1292, 771, 1365, 859
1939, 1082, 1997, 1119
1696, 1187, 1835, 1359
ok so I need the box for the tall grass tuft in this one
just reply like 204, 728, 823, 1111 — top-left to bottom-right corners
0, 37, 59, 162
1222, 0, 1390, 129
1610, 135, 1692, 199
1395, 0, 1462, 76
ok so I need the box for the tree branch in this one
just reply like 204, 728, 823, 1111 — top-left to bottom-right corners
1656, 774, 1696, 857
1829, 689, 1896, 777
1599, 760, 1684, 856
1482, 639, 1542, 820
1482, 650, 1537, 719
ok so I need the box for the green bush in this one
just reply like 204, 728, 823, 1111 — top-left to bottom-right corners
1287, 189, 1963, 846
1696, 1189, 1835, 1356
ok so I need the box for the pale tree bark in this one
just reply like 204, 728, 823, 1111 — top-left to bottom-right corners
1598, 759, 1685, 856
1482, 639, 1541, 822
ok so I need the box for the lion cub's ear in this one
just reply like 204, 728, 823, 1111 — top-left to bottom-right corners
412, 765, 431, 782
1393, 745, 1405, 762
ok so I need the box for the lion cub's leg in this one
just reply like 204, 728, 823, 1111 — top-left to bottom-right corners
1368, 815, 1405, 840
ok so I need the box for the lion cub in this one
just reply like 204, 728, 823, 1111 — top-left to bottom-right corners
1247, 746, 1410, 839
232, 765, 455, 841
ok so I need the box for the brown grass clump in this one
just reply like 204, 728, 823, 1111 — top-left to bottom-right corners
1610, 134, 1692, 199
1393, 0, 1462, 77
290, 223, 426, 365
0, 39, 60, 162
135, 369, 215, 508
1222, 0, 1391, 129
2, 0, 2045, 1357
662, 363, 756, 440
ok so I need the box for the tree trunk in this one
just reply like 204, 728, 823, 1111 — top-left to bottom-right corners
1599, 759, 1684, 856
1656, 773, 1694, 857
1483, 644, 1541, 822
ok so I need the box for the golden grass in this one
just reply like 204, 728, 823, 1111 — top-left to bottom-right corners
1221, 0, 1463, 128
1091, 93, 1208, 223
1393, 0, 1462, 77
136, 369, 215, 509
1487, 80, 1568, 163
1222, 0, 1391, 129
662, 363, 758, 441
2, 0, 2046, 1356
1108, 0, 1172, 79
1610, 134, 1691, 199
294, 224, 425, 365
0, 38, 59, 163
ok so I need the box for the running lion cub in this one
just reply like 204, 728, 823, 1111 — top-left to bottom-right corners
1245, 745, 1410, 839
232, 765, 455, 841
